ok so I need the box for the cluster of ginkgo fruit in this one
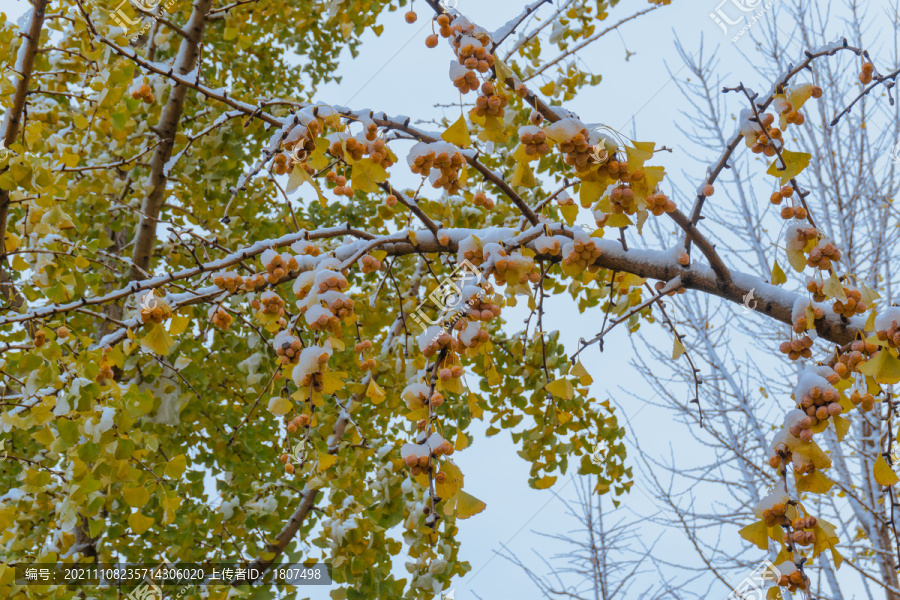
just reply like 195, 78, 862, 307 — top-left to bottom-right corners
264, 252, 299, 284
491, 248, 541, 286
210, 307, 233, 330
876, 318, 900, 347
410, 148, 467, 194
472, 191, 495, 209
465, 288, 501, 322
859, 61, 875, 85
295, 350, 330, 391
779, 335, 814, 360
96, 346, 115, 383
831, 287, 867, 318
806, 241, 841, 270
562, 238, 603, 272
797, 386, 842, 438
645, 191, 676, 216
130, 84, 155, 104
354, 340, 377, 371
359, 254, 383, 274
559, 128, 598, 169
520, 129, 551, 157
792, 306, 824, 333
212, 271, 244, 293
653, 279, 687, 297
828, 339, 874, 378
140, 298, 172, 324
275, 334, 303, 366
749, 113, 784, 157
325, 172, 353, 197
791, 225, 819, 253
404, 438, 455, 477
787, 515, 818, 547
608, 184, 635, 214
472, 82, 508, 120
255, 291, 286, 317
776, 567, 809, 594
328, 136, 366, 163
325, 293, 356, 321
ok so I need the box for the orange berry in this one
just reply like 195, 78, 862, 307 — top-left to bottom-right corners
426, 34, 438, 48
57, 326, 69, 339
405, 10, 417, 23
285, 463, 295, 474
701, 184, 714, 197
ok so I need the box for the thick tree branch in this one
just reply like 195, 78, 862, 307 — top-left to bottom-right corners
0, 0, 49, 302
128, 0, 215, 280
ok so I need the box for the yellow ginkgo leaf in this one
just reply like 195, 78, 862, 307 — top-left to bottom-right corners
570, 360, 593, 385
738, 520, 769, 550
128, 511, 155, 535
545, 377, 574, 400
441, 115, 471, 148
366, 378, 386, 405
770, 259, 787, 285
456, 490, 487, 519
766, 150, 811, 185
123, 486, 150, 508
873, 454, 900, 486
266, 396, 292, 416
164, 454, 187, 479
673, 337, 686, 360
141, 322, 173, 355
859, 349, 900, 384
318, 452, 338, 472
534, 475, 557, 489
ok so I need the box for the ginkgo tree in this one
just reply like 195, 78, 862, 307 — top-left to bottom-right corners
0, 0, 899, 598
